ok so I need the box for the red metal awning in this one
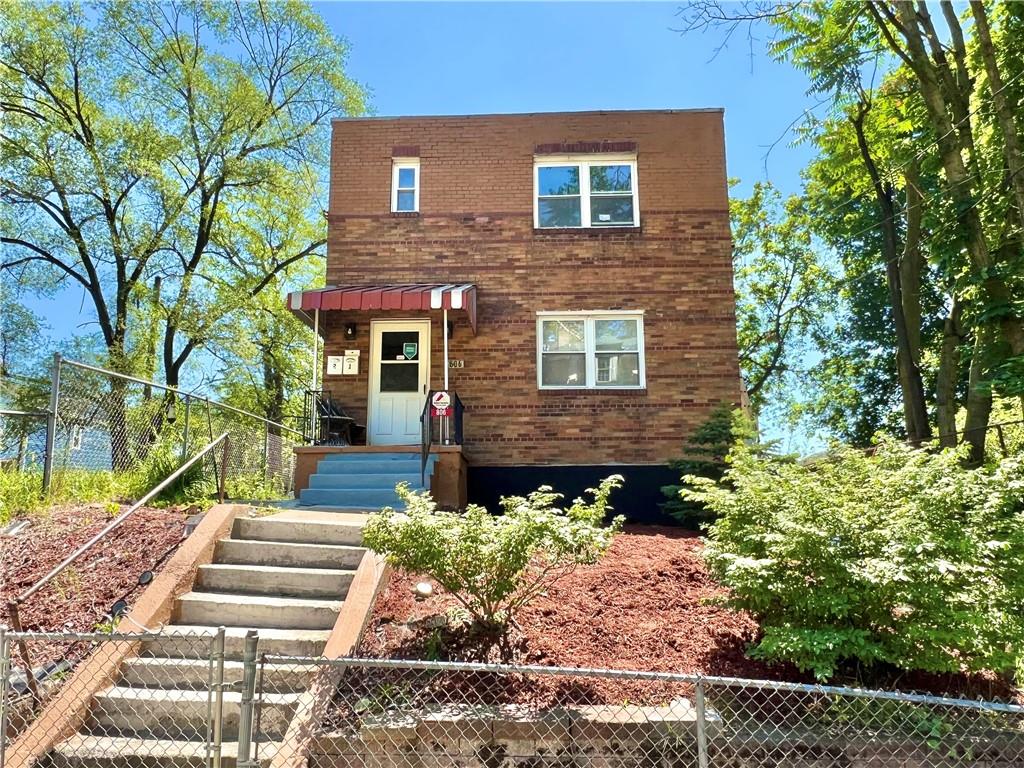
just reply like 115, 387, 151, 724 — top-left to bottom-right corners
287, 283, 477, 334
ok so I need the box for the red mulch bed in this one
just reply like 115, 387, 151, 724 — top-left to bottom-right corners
359, 526, 800, 705
0, 503, 191, 668
359, 525, 1021, 705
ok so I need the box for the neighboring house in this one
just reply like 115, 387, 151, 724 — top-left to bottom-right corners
288, 109, 742, 519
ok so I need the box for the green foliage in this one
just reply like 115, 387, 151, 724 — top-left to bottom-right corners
687, 440, 1024, 681
730, 181, 836, 420
363, 476, 625, 651
661, 404, 741, 526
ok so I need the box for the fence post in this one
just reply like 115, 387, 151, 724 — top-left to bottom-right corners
218, 437, 230, 504
262, 423, 269, 485
41, 352, 62, 494
209, 626, 226, 768
0, 626, 10, 768
694, 677, 710, 768
181, 395, 192, 463
236, 631, 259, 768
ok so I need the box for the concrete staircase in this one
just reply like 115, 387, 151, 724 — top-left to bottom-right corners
44, 510, 368, 768
297, 451, 437, 509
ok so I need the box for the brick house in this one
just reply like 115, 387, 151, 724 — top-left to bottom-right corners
289, 109, 742, 520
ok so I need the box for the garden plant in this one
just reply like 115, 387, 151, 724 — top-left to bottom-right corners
685, 435, 1024, 681
363, 476, 625, 659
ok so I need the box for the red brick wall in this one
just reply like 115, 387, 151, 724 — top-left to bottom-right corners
319, 110, 741, 467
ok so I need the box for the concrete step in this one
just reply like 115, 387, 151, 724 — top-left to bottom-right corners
88, 686, 298, 740
297, 487, 405, 509
118, 657, 310, 693
47, 734, 242, 768
232, 515, 364, 546
196, 563, 355, 600
307, 472, 422, 490
176, 592, 340, 630
215, 538, 365, 569
314, 458, 424, 475
143, 626, 330, 660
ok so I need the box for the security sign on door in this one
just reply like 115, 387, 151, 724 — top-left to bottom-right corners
431, 390, 451, 417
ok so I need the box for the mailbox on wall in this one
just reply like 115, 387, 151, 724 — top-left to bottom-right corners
327, 350, 360, 376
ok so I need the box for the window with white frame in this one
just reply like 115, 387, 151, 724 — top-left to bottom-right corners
537, 312, 645, 389
534, 156, 638, 228
391, 159, 419, 212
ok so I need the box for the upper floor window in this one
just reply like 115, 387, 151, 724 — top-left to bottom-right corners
392, 159, 419, 213
534, 156, 638, 229
537, 311, 645, 389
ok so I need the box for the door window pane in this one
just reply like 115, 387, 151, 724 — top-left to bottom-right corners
595, 353, 640, 386
381, 331, 419, 360
541, 354, 587, 386
541, 320, 585, 352
379, 363, 419, 392
538, 197, 581, 227
596, 318, 638, 351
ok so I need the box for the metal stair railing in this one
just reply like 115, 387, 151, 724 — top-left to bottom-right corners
6, 432, 231, 702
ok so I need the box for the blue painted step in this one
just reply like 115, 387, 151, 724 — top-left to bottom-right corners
308, 473, 423, 489
297, 453, 438, 510
315, 459, 422, 475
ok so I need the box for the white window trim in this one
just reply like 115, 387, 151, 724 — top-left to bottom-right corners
536, 310, 646, 390
533, 154, 639, 229
391, 158, 420, 213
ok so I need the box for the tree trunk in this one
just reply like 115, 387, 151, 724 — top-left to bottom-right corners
962, 328, 993, 464
888, 2, 1024, 357
851, 107, 932, 440
935, 295, 963, 448
900, 160, 925, 365
969, 1, 1024, 220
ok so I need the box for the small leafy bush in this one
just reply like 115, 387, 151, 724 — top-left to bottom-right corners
686, 439, 1024, 681
363, 476, 625, 653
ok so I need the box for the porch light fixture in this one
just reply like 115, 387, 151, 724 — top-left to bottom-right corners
344, 322, 358, 340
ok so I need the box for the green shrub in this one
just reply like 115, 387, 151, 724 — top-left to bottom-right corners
686, 439, 1024, 681
363, 476, 625, 656
662, 405, 763, 527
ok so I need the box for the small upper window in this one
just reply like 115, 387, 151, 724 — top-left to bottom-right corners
534, 156, 638, 228
392, 159, 419, 213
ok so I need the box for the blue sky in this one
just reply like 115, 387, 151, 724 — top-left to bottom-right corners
18, 2, 821, 444
322, 1, 816, 196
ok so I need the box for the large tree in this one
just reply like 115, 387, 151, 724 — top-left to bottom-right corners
680, 1, 1024, 458
0, 0, 363, 386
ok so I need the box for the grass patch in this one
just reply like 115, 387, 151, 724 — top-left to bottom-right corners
0, 464, 291, 524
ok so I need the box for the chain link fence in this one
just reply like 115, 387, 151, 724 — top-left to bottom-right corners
251, 657, 1024, 768
3, 635, 1022, 768
1, 355, 301, 508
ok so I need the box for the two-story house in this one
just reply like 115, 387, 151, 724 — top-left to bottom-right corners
289, 109, 742, 520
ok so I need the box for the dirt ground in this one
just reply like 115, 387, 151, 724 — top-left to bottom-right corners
359, 525, 1020, 704
0, 502, 191, 667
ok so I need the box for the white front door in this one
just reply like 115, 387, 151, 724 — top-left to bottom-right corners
368, 320, 430, 445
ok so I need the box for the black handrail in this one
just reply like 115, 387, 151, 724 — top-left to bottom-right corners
420, 390, 465, 485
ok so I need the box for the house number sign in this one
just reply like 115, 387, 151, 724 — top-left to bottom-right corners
449, 359, 464, 369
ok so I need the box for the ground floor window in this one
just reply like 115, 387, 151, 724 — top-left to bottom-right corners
537, 311, 645, 389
